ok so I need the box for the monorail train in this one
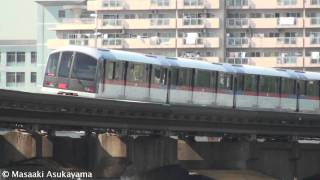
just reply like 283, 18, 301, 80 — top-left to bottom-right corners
42, 46, 320, 113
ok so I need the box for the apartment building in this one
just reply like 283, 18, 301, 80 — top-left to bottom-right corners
226, 0, 320, 71
42, 0, 224, 64
37, 0, 320, 71
0, 0, 39, 92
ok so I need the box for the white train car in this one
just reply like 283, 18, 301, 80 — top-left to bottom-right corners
42, 46, 320, 114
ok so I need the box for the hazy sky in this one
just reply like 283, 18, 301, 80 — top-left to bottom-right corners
0, 0, 37, 40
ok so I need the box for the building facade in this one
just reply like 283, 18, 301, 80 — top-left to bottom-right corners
0, 0, 39, 92
37, 0, 320, 71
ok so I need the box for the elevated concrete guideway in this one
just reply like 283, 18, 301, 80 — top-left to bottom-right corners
0, 89, 320, 137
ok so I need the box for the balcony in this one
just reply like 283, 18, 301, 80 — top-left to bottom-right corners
53, 18, 96, 30
100, 18, 176, 29
177, 18, 219, 29
306, 0, 320, 8
227, 37, 303, 48
88, 0, 176, 10
305, 18, 320, 28
177, 0, 219, 9
102, 38, 123, 49
240, 57, 304, 68
177, 37, 220, 48
226, 18, 303, 29
227, 37, 249, 48
122, 37, 176, 49
251, 37, 303, 48
305, 37, 320, 47
100, 19, 123, 29
226, 0, 303, 9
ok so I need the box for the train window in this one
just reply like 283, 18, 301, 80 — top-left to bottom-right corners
302, 80, 319, 97
237, 75, 245, 91
244, 74, 257, 92
259, 76, 280, 94
218, 73, 233, 90
71, 53, 97, 81
127, 63, 148, 83
281, 78, 296, 95
58, 52, 73, 78
195, 70, 211, 88
106, 61, 115, 80
171, 68, 192, 87
46, 53, 60, 76
106, 61, 125, 80
152, 66, 167, 85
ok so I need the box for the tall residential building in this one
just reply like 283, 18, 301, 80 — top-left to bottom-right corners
0, 0, 39, 92
37, 0, 320, 71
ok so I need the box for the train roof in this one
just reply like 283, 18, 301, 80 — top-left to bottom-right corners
50, 46, 320, 81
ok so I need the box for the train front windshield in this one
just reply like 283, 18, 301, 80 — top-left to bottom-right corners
43, 51, 98, 93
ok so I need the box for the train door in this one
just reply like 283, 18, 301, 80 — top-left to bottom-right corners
258, 75, 281, 109
169, 68, 193, 104
298, 80, 320, 112
216, 72, 234, 107
280, 78, 297, 111
103, 61, 126, 98
43, 52, 60, 89
192, 69, 216, 106
235, 74, 258, 108
69, 52, 98, 93
125, 62, 150, 101
56, 51, 74, 91
150, 65, 168, 103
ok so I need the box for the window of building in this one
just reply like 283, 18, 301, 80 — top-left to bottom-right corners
184, 0, 203, 6
17, 52, 25, 65
16, 72, 25, 83
6, 52, 16, 66
31, 72, 37, 83
6, 72, 25, 87
6, 72, 15, 86
58, 10, 66, 18
31, 52, 37, 64
278, 0, 297, 5
151, 0, 169, 6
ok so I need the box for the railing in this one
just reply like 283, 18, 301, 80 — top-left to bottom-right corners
226, 0, 248, 7
150, 18, 170, 26
226, 58, 249, 64
103, 19, 122, 26
182, 38, 204, 45
311, 0, 320, 5
102, 38, 123, 46
69, 39, 89, 46
183, 0, 204, 6
102, 0, 122, 7
310, 58, 320, 64
150, 37, 171, 45
183, 18, 205, 26
277, 0, 297, 5
227, 18, 248, 27
150, 0, 170, 7
311, 37, 320, 44
277, 56, 298, 64
277, 37, 297, 44
227, 37, 249, 46
311, 17, 320, 25
62, 18, 94, 24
